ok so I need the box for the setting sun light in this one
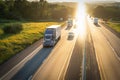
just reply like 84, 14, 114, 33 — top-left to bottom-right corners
75, 2, 86, 38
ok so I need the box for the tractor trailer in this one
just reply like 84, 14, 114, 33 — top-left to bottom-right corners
93, 18, 98, 25
43, 25, 61, 47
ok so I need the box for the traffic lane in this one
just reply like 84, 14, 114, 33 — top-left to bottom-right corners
85, 20, 101, 80
65, 18, 100, 80
64, 18, 86, 80
0, 45, 43, 80
89, 21, 120, 80
64, 34, 83, 80
89, 18, 120, 57
99, 24, 120, 57
10, 26, 69, 80
32, 28, 77, 80
11, 47, 53, 80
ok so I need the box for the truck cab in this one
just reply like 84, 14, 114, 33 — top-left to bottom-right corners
43, 29, 55, 47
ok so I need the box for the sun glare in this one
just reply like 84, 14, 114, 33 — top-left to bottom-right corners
75, 2, 86, 38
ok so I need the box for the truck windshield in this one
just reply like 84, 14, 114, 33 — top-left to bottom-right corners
45, 30, 53, 34
45, 35, 51, 39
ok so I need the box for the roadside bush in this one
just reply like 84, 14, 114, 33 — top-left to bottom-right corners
3, 23, 23, 34
0, 29, 3, 35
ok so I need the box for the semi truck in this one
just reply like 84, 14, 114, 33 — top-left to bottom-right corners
43, 25, 61, 47
93, 18, 98, 25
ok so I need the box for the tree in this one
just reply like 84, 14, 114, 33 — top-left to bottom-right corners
93, 6, 106, 18
0, 1, 9, 18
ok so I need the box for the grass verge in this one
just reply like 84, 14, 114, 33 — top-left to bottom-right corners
107, 21, 120, 33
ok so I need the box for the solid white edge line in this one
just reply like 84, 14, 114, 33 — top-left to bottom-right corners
28, 75, 33, 80
0, 45, 42, 80
58, 26, 78, 80
58, 31, 78, 80
88, 18, 106, 80
106, 40, 120, 61
99, 23, 120, 61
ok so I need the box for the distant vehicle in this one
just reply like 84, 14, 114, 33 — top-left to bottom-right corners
67, 19, 73, 27
68, 31, 74, 39
93, 18, 98, 25
43, 25, 61, 47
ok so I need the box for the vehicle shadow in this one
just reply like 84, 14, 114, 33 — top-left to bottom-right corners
65, 26, 72, 30
94, 24, 101, 27
67, 36, 74, 40
11, 47, 53, 80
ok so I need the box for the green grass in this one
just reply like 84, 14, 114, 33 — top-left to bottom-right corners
107, 22, 120, 33
0, 21, 64, 64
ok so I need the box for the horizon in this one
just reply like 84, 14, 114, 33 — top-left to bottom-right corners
29, 0, 120, 2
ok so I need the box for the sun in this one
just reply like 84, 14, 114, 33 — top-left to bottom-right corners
75, 2, 86, 38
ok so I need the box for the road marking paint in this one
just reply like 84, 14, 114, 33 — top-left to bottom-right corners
58, 32, 78, 80
87, 19, 106, 80
28, 75, 32, 80
0, 45, 42, 80
1, 26, 68, 80
98, 26, 120, 61
31, 27, 71, 80
106, 40, 120, 61
82, 40, 86, 80
31, 40, 64, 80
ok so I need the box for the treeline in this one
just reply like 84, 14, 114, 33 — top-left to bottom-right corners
86, 3, 120, 21
0, 0, 75, 21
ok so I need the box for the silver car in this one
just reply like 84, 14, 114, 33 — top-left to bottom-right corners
68, 31, 74, 39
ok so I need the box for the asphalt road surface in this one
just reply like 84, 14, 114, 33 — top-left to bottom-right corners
32, 17, 101, 80
32, 27, 78, 80
64, 31, 83, 80
88, 17, 120, 80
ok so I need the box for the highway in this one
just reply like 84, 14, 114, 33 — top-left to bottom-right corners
0, 25, 80, 80
0, 16, 120, 80
32, 17, 101, 80
12, 26, 78, 80
88, 17, 120, 80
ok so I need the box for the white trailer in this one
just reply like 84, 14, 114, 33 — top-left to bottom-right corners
93, 18, 98, 25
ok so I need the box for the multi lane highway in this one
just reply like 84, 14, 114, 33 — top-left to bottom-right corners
31, 26, 78, 80
0, 16, 120, 80
88, 17, 120, 80
16, 27, 77, 80
31, 17, 101, 80
0, 25, 81, 80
